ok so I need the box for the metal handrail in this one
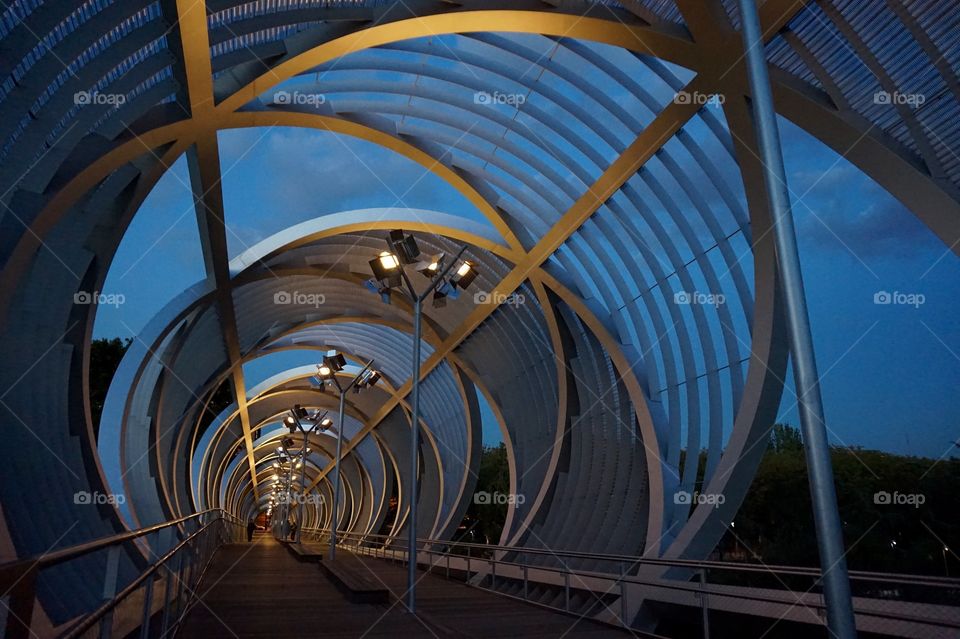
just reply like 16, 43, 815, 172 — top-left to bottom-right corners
0, 509, 245, 639
0, 508, 237, 571
301, 528, 960, 637
60, 517, 224, 639
302, 528, 960, 589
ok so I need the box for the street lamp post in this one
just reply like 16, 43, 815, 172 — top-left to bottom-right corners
736, 1, 857, 637
365, 230, 479, 613
284, 408, 332, 543
311, 354, 380, 560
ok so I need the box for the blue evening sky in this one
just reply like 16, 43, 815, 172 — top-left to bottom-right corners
94, 48, 959, 461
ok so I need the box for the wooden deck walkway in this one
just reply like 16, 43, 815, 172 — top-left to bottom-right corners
177, 534, 637, 638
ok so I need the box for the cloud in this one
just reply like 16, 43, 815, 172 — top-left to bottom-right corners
219, 126, 476, 244
792, 164, 940, 259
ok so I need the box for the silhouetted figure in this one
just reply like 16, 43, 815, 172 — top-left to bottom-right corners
247, 519, 256, 542
288, 520, 297, 541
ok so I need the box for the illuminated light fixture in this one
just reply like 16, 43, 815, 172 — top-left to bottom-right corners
416, 253, 443, 277
379, 250, 401, 270
452, 260, 478, 289
319, 417, 333, 429
271, 474, 279, 480
317, 364, 332, 378
368, 251, 401, 282
322, 351, 347, 374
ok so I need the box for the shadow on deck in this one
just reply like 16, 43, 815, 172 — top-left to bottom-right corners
177, 535, 640, 638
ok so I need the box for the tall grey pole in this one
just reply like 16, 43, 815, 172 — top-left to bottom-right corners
330, 391, 347, 560
407, 296, 422, 613
736, 1, 857, 637
296, 430, 307, 543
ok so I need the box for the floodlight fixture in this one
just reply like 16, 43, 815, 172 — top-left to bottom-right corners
368, 251, 402, 287
452, 260, 478, 289
416, 254, 443, 277
389, 229, 421, 264
322, 351, 347, 373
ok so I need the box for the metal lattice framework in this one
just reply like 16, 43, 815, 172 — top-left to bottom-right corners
0, 0, 958, 629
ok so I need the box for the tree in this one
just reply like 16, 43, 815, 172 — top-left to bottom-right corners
461, 443, 510, 544
88, 337, 131, 436
718, 424, 960, 576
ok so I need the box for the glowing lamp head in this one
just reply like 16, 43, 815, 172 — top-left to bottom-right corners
452, 261, 478, 289
378, 251, 400, 270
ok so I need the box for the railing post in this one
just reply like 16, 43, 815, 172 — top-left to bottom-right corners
523, 565, 528, 600
620, 575, 628, 628
699, 568, 710, 639
173, 551, 189, 627
98, 545, 121, 639
139, 573, 155, 639
491, 559, 496, 589
160, 552, 184, 636
564, 571, 570, 612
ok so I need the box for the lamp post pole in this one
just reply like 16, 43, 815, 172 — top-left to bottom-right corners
736, 1, 857, 636
400, 246, 466, 614
407, 295, 422, 613
329, 361, 373, 561
331, 390, 346, 555
286, 410, 328, 544
366, 234, 474, 614
296, 429, 308, 544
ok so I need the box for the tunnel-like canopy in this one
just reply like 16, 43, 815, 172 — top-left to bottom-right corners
0, 0, 958, 627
